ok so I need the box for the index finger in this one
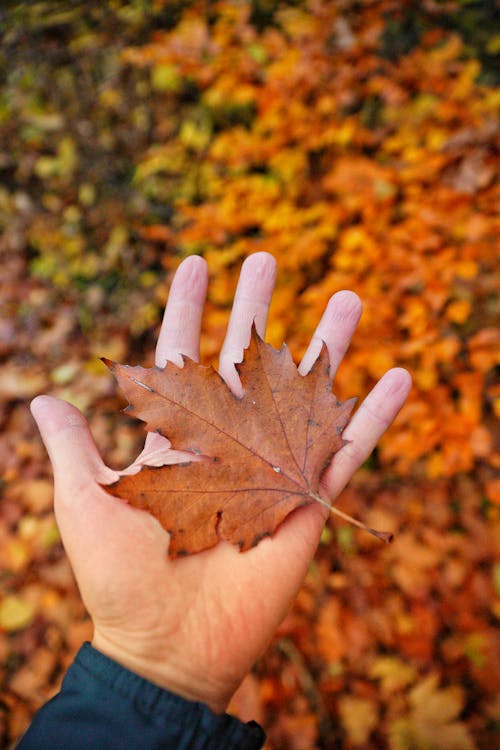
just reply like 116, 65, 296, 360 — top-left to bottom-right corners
155, 255, 208, 367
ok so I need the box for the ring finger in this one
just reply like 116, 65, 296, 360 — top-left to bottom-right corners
298, 290, 362, 379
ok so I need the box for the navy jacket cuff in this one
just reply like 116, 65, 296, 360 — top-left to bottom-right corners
17, 642, 266, 749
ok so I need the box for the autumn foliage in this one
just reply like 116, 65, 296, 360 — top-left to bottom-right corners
0, 1, 499, 748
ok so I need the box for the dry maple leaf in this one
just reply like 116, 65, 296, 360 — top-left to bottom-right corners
103, 328, 391, 558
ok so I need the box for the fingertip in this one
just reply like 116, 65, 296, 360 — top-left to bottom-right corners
242, 251, 277, 270
171, 255, 208, 305
381, 367, 412, 395
238, 252, 277, 300
30, 395, 110, 488
390, 366, 412, 382
326, 290, 363, 321
30, 394, 54, 418
30, 394, 68, 424
30, 395, 87, 437
299, 290, 363, 377
177, 253, 207, 271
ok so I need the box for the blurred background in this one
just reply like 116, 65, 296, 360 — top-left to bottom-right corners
0, 1, 498, 747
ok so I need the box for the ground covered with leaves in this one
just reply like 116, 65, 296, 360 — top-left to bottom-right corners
0, 1, 499, 748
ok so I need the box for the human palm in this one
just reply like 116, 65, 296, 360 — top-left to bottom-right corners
31, 253, 411, 714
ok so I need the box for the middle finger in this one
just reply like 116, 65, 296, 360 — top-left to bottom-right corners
219, 252, 277, 396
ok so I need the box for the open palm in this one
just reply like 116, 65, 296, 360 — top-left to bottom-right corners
31, 253, 411, 714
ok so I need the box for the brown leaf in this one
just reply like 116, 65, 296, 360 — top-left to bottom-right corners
103, 328, 356, 557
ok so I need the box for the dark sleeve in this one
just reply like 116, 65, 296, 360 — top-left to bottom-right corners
16, 642, 266, 750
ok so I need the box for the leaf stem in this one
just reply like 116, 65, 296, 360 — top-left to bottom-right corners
310, 492, 394, 544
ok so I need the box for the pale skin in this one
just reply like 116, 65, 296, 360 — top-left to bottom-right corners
31, 252, 411, 715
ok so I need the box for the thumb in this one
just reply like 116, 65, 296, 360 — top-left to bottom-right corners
30, 395, 117, 493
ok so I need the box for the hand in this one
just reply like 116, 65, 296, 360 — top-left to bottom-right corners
31, 253, 411, 714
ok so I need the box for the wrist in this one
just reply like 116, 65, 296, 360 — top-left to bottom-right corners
91, 628, 234, 714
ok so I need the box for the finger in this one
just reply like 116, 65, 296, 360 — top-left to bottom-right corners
321, 367, 412, 498
298, 291, 362, 378
219, 252, 277, 395
155, 255, 208, 368
30, 395, 118, 496
142, 256, 207, 457
31, 397, 165, 575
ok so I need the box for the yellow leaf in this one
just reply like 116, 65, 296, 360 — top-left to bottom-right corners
151, 63, 181, 92
99, 87, 122, 108
446, 300, 471, 324
51, 362, 79, 386
79, 182, 96, 206
34, 155, 59, 179
370, 656, 417, 693
415, 369, 438, 391
338, 695, 378, 746
486, 34, 500, 55
105, 225, 129, 260
455, 260, 478, 280
2, 540, 30, 573
0, 595, 35, 632
57, 136, 78, 176
180, 119, 211, 152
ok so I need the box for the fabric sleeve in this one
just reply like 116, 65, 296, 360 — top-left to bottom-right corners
16, 642, 266, 750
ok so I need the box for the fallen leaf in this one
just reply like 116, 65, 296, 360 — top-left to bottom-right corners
104, 328, 358, 557
338, 694, 378, 746
0, 595, 35, 632
390, 674, 475, 750
0, 366, 47, 400
370, 656, 417, 694
5, 479, 54, 514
